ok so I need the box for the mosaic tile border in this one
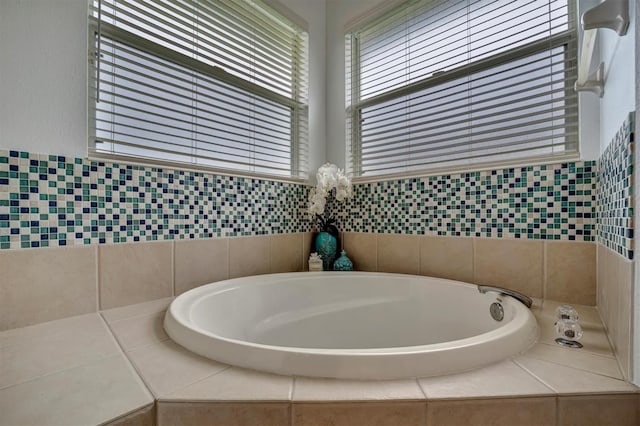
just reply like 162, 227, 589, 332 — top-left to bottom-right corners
0, 152, 311, 249
334, 162, 597, 241
0, 150, 601, 249
596, 112, 635, 260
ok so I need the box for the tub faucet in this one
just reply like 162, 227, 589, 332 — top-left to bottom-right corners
477, 285, 533, 309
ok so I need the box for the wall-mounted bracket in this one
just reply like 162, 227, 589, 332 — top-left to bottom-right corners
574, 62, 604, 97
574, 1, 628, 97
582, 0, 629, 36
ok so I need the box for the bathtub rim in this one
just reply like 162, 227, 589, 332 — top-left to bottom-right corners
164, 272, 538, 378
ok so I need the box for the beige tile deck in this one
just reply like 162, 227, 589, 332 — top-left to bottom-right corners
0, 313, 119, 389
418, 360, 554, 399
0, 353, 152, 426
125, 339, 228, 398
514, 356, 638, 394
167, 367, 293, 402
1, 296, 638, 425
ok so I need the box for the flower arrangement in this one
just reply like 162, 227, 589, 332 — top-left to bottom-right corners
307, 163, 353, 235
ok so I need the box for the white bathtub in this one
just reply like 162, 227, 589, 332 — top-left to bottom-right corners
164, 272, 538, 379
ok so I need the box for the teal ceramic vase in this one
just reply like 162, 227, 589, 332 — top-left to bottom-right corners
315, 231, 337, 271
333, 250, 353, 271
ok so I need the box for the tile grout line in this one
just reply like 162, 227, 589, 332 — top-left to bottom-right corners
97, 312, 155, 400
172, 240, 176, 297
1, 315, 124, 391
157, 364, 233, 401
95, 244, 101, 311
542, 241, 548, 300
0, 351, 122, 392
415, 377, 428, 401
512, 358, 560, 395
509, 357, 557, 395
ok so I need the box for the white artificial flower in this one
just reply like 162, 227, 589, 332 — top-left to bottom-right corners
307, 187, 326, 216
309, 200, 325, 216
307, 162, 353, 220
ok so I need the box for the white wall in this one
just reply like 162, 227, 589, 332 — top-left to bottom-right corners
1, 0, 607, 170
0, 0, 88, 157
598, 0, 636, 151
274, 0, 327, 174
0, 0, 328, 175
325, 0, 391, 169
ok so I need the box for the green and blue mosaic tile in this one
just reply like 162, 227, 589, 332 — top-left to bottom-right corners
596, 112, 634, 260
0, 147, 612, 249
0, 151, 312, 249
335, 161, 597, 241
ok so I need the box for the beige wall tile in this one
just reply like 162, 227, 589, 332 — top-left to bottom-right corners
270, 233, 303, 273
377, 234, 419, 275
596, 244, 634, 381
175, 238, 228, 295
615, 255, 633, 380
0, 246, 97, 330
105, 403, 155, 426
427, 397, 556, 426
157, 402, 290, 426
597, 244, 613, 326
229, 236, 271, 278
420, 236, 473, 282
474, 238, 544, 298
596, 243, 608, 311
302, 232, 314, 271
343, 232, 377, 271
293, 402, 426, 426
545, 241, 596, 305
99, 242, 173, 310
101, 297, 172, 323
557, 394, 639, 426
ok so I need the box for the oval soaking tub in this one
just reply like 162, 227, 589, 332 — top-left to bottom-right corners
164, 272, 538, 379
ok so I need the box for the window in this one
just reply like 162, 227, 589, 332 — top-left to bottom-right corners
89, 0, 309, 179
347, 0, 578, 178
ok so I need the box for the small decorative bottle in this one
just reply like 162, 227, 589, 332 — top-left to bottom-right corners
333, 250, 353, 271
308, 252, 323, 271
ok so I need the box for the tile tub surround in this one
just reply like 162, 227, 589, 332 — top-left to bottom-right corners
4, 297, 637, 426
0, 233, 596, 331
597, 243, 634, 381
343, 233, 596, 305
0, 233, 312, 330
596, 111, 634, 260
595, 113, 635, 382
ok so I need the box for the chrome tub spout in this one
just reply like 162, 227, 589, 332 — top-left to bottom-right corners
477, 285, 533, 309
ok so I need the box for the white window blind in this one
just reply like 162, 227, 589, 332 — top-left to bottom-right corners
89, 0, 309, 179
347, 0, 578, 178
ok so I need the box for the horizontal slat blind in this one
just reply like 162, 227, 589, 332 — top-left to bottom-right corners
349, 0, 578, 178
89, 0, 308, 178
